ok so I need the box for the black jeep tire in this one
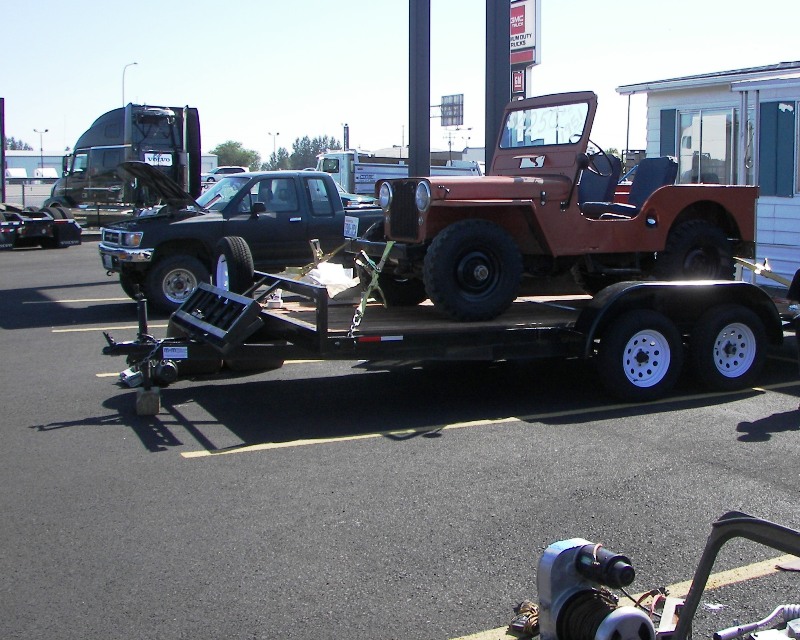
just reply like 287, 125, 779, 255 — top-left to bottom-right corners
688, 304, 767, 391
657, 220, 734, 280
596, 309, 683, 402
145, 255, 209, 313
423, 219, 522, 321
214, 236, 254, 294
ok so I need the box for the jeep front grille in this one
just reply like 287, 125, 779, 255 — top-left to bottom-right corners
389, 180, 419, 240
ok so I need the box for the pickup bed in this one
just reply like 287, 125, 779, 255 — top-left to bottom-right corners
98, 162, 381, 312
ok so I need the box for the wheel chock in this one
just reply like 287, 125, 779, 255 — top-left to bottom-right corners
136, 386, 161, 416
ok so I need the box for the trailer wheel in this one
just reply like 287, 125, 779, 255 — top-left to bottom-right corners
145, 255, 209, 313
596, 309, 683, 401
423, 219, 522, 321
657, 220, 734, 280
214, 236, 254, 293
166, 320, 223, 375
689, 304, 766, 391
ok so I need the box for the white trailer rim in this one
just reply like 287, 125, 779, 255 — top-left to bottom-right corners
711, 321, 757, 378
622, 329, 672, 388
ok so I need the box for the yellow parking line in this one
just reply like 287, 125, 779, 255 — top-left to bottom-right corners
179, 379, 800, 460
451, 554, 798, 640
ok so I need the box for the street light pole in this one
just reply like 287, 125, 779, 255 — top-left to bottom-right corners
33, 128, 48, 169
267, 132, 280, 156
122, 62, 138, 106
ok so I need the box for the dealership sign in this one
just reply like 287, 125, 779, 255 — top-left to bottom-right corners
510, 0, 540, 66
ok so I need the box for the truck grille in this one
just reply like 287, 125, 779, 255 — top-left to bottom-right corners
389, 180, 419, 240
101, 228, 121, 246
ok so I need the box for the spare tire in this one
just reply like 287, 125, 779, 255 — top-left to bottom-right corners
214, 236, 254, 293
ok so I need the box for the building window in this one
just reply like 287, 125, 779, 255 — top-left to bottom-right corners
677, 109, 736, 184
758, 101, 796, 197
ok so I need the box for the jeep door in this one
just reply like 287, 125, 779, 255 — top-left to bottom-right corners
222, 176, 309, 268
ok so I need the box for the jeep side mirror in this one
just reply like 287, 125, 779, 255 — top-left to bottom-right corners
576, 153, 590, 169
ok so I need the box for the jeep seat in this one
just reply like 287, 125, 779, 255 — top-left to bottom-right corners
581, 157, 678, 219
578, 153, 622, 204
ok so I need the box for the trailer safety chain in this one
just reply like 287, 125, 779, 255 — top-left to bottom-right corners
348, 241, 395, 338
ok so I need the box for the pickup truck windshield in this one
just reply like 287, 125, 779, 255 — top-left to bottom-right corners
196, 176, 249, 210
500, 102, 589, 149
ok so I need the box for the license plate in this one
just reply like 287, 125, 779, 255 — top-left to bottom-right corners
343, 215, 359, 239
102, 254, 113, 270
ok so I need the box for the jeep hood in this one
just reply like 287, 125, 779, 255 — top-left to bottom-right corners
117, 160, 202, 210
428, 174, 572, 202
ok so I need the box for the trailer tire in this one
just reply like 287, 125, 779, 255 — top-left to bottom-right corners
423, 219, 522, 321
657, 220, 734, 280
596, 309, 683, 401
165, 320, 223, 375
145, 255, 209, 313
689, 304, 766, 391
214, 236, 254, 293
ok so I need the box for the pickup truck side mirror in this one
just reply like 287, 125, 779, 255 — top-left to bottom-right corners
251, 201, 267, 215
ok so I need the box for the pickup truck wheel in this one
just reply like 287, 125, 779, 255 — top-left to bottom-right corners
689, 304, 766, 391
596, 309, 683, 401
214, 236, 254, 293
423, 219, 522, 321
146, 255, 209, 313
119, 272, 144, 299
657, 220, 734, 280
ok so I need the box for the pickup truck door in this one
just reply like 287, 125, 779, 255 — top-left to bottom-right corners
222, 176, 309, 268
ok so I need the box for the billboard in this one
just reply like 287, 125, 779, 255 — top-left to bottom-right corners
510, 0, 540, 67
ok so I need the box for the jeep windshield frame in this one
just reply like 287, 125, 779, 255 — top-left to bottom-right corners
499, 101, 589, 149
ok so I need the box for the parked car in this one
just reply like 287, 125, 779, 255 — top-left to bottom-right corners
201, 166, 248, 183
335, 181, 377, 207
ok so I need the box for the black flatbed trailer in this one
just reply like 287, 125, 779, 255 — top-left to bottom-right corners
103, 266, 786, 415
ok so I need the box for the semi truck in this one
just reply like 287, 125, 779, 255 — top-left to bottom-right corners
45, 103, 201, 209
315, 149, 481, 196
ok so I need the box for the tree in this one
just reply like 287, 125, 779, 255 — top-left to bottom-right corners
289, 135, 341, 170
5, 137, 33, 150
209, 140, 261, 171
261, 148, 291, 171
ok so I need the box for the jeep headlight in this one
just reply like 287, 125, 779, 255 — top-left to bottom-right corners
122, 231, 143, 247
415, 181, 431, 213
378, 182, 393, 212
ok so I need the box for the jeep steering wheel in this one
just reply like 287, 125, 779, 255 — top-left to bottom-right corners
585, 140, 613, 177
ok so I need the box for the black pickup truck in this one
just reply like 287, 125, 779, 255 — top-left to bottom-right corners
99, 161, 381, 312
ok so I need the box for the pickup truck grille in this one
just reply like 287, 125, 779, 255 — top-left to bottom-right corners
101, 228, 121, 245
389, 180, 419, 240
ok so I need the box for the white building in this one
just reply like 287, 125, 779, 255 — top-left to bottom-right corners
617, 61, 800, 284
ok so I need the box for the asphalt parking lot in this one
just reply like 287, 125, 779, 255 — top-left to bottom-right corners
1, 241, 799, 640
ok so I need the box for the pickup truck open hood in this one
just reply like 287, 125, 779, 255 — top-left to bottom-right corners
117, 160, 202, 210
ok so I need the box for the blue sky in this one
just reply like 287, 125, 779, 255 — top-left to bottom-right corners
2, 0, 799, 163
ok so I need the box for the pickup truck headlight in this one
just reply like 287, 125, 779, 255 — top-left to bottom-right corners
121, 231, 143, 247
415, 181, 431, 214
379, 182, 392, 212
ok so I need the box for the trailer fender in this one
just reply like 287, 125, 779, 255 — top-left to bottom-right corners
574, 280, 783, 358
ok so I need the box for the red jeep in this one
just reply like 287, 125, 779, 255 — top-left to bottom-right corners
352, 91, 757, 321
